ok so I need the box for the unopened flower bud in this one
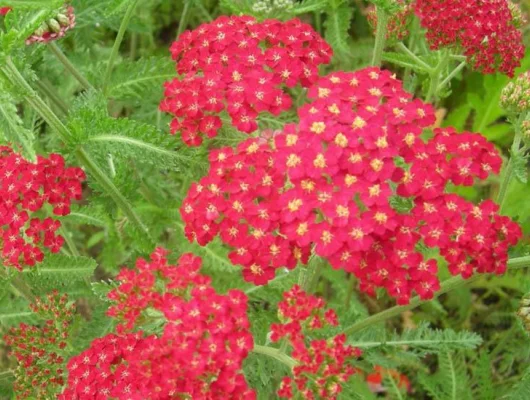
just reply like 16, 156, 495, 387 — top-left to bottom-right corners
34, 22, 50, 37
56, 13, 70, 26
508, 1, 527, 29
48, 18, 62, 33
517, 294, 530, 332
500, 72, 530, 113
522, 120, 530, 141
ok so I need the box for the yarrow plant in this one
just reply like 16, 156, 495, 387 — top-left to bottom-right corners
2, 1, 530, 399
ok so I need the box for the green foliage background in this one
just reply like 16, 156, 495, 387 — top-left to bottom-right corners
0, 0, 530, 399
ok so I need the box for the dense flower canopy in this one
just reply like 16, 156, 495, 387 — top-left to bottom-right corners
61, 249, 255, 399
182, 67, 522, 304
414, 0, 525, 76
0, 147, 85, 270
160, 15, 332, 146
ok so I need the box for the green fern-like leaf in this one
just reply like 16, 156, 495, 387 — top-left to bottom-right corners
324, 4, 353, 60
103, 56, 175, 101
22, 254, 97, 293
67, 90, 196, 170
0, 92, 36, 161
349, 322, 483, 353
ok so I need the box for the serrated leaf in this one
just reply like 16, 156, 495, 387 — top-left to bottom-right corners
23, 254, 97, 292
103, 56, 175, 101
67, 90, 195, 170
324, 4, 353, 59
0, 92, 36, 161
513, 152, 528, 184
349, 322, 483, 352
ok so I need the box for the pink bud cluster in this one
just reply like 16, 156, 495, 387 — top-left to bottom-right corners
61, 249, 255, 399
272, 285, 361, 399
160, 15, 332, 146
4, 291, 74, 399
181, 67, 522, 304
0, 147, 85, 270
414, 0, 524, 76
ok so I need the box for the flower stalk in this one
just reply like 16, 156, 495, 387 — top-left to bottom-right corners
371, 7, 388, 67
102, 0, 140, 94
48, 42, 95, 91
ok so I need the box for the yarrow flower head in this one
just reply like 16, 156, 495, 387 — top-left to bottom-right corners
182, 67, 522, 304
160, 15, 332, 146
0, 147, 85, 270
272, 286, 361, 399
4, 291, 75, 399
0, 6, 11, 15
500, 71, 530, 113
61, 249, 255, 399
414, 0, 525, 76
26, 4, 76, 45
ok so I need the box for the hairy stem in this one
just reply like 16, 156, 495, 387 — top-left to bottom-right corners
252, 344, 297, 369
177, 0, 192, 38
426, 52, 449, 103
75, 147, 150, 237
338, 255, 530, 337
371, 7, 388, 67
48, 42, 95, 91
437, 61, 466, 92
102, 0, 139, 94
397, 42, 433, 72
58, 225, 80, 257
35, 80, 69, 116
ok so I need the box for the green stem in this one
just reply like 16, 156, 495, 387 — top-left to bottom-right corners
59, 225, 80, 257
35, 79, 69, 115
177, 0, 191, 38
437, 61, 466, 92
397, 42, 433, 72
48, 42, 95, 91
426, 52, 449, 103
338, 255, 530, 337
102, 0, 139, 94
252, 344, 297, 369
371, 7, 388, 66
3, 58, 71, 143
2, 57, 150, 239
75, 147, 150, 237
497, 113, 526, 211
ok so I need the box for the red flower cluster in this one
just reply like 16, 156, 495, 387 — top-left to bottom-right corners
61, 249, 255, 399
182, 67, 521, 304
4, 291, 75, 399
0, 147, 85, 270
26, 5, 76, 45
160, 15, 332, 146
271, 286, 361, 399
415, 0, 524, 76
0, 6, 10, 15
